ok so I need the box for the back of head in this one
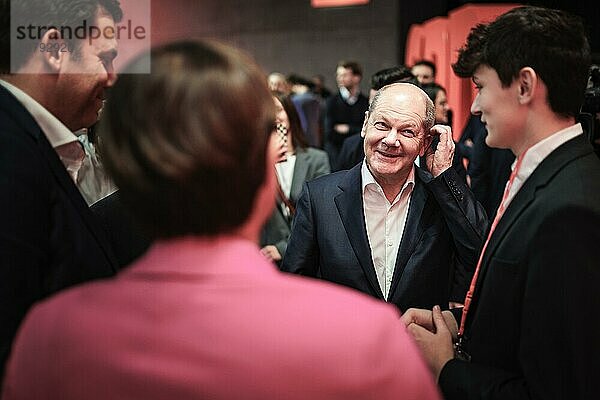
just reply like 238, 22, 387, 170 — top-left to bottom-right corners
1, 0, 123, 73
98, 40, 275, 239
453, 6, 591, 118
370, 66, 416, 90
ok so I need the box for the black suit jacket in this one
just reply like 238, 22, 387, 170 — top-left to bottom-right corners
91, 191, 152, 268
440, 134, 600, 400
0, 86, 117, 380
281, 163, 487, 311
469, 130, 515, 220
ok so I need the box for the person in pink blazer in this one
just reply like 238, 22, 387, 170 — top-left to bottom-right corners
1, 40, 440, 400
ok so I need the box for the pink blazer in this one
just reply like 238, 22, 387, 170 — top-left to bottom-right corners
3, 237, 440, 400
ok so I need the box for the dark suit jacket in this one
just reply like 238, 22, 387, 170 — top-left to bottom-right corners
91, 191, 152, 268
261, 148, 330, 263
440, 134, 600, 400
0, 85, 117, 380
323, 92, 369, 167
291, 93, 321, 147
334, 133, 364, 172
281, 163, 487, 311
469, 130, 515, 220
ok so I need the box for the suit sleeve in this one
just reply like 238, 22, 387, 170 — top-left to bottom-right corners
280, 182, 320, 276
0, 135, 48, 381
439, 206, 600, 400
427, 167, 488, 300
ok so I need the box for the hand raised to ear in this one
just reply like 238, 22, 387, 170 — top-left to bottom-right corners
425, 125, 454, 177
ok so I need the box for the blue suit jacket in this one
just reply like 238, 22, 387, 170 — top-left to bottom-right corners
281, 163, 487, 312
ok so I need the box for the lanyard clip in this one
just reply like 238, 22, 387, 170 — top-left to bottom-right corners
454, 335, 472, 362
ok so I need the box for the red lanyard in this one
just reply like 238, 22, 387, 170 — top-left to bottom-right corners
458, 148, 529, 338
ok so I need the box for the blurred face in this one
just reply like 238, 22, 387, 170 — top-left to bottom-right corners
412, 64, 434, 84
362, 84, 430, 187
434, 90, 449, 124
56, 10, 118, 131
268, 74, 289, 94
471, 65, 523, 150
336, 66, 359, 89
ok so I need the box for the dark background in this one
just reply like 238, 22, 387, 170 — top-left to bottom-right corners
151, 0, 599, 94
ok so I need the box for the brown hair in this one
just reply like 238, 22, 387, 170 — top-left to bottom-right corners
272, 92, 308, 150
98, 40, 275, 238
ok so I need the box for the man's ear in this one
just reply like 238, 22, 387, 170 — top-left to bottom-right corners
40, 29, 68, 72
517, 67, 538, 105
360, 110, 369, 138
419, 133, 433, 157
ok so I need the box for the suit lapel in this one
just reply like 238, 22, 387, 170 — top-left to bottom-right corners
290, 149, 309, 202
474, 135, 592, 292
388, 168, 429, 299
334, 165, 384, 299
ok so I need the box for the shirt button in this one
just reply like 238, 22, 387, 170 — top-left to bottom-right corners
387, 241, 393, 247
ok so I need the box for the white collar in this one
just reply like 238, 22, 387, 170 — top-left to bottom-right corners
361, 160, 415, 202
0, 79, 78, 148
514, 123, 583, 182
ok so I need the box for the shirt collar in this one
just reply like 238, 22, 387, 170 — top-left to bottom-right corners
0, 79, 78, 148
361, 160, 415, 202
514, 123, 583, 182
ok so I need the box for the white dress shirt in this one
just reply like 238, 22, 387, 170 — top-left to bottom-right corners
503, 123, 583, 209
361, 161, 415, 299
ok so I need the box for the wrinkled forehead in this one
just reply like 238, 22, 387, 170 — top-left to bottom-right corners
372, 85, 427, 119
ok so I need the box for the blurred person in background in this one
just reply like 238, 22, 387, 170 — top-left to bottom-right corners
260, 92, 330, 266
421, 83, 466, 181
324, 60, 369, 166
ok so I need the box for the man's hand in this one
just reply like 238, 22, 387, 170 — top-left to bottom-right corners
260, 245, 282, 262
405, 305, 455, 382
425, 125, 455, 177
400, 307, 459, 340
